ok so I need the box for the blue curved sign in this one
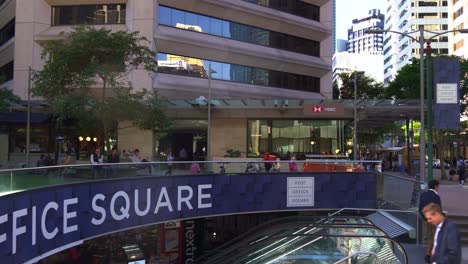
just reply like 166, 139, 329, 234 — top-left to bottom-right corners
0, 172, 376, 263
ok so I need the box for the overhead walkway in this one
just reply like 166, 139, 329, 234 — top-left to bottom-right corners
199, 215, 408, 264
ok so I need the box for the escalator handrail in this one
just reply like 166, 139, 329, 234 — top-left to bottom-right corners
198, 208, 414, 263
196, 215, 371, 262
332, 251, 381, 264
202, 233, 409, 264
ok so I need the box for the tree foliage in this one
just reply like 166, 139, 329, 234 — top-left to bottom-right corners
384, 58, 421, 99
385, 56, 468, 115
32, 26, 170, 147
337, 72, 384, 99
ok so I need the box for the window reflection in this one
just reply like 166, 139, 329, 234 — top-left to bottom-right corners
242, 0, 320, 21
157, 53, 320, 93
158, 6, 319, 57
52, 4, 126, 25
0, 18, 15, 46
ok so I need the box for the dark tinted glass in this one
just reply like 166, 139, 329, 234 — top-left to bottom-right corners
243, 0, 320, 21
159, 6, 320, 57
157, 53, 320, 93
52, 4, 126, 25
0, 61, 14, 83
0, 18, 15, 46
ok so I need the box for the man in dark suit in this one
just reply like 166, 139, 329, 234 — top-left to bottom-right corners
419, 180, 442, 262
423, 203, 461, 264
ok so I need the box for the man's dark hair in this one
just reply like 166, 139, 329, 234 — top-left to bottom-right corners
428, 180, 439, 189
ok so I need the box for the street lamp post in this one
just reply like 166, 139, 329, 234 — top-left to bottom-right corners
26, 66, 32, 167
352, 71, 365, 160
366, 27, 468, 183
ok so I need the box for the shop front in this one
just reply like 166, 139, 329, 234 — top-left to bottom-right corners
150, 100, 355, 162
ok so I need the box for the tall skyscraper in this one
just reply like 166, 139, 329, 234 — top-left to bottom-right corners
347, 9, 385, 54
449, 0, 468, 58
383, 0, 448, 84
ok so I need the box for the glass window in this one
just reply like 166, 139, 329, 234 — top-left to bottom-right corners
0, 18, 15, 46
198, 15, 210, 33
241, 0, 320, 21
0, 61, 14, 83
171, 9, 185, 27
157, 53, 320, 93
184, 12, 199, 28
158, 6, 320, 57
248, 119, 349, 158
210, 18, 223, 36
248, 120, 269, 157
52, 4, 126, 25
159, 6, 171, 25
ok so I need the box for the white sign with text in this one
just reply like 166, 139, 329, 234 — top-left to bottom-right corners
436, 83, 457, 104
287, 177, 314, 207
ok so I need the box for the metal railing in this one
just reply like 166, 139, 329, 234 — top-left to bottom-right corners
333, 251, 380, 264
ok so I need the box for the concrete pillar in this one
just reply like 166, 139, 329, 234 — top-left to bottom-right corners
14, 0, 50, 99
117, 0, 157, 160
211, 118, 247, 159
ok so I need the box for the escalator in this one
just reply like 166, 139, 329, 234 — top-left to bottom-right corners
199, 216, 408, 264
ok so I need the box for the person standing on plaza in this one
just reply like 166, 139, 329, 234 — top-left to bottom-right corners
419, 180, 442, 262
457, 156, 466, 186
90, 148, 104, 178
107, 147, 120, 177
423, 203, 461, 264
165, 151, 174, 176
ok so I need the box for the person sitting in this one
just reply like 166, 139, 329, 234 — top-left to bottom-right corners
130, 149, 151, 175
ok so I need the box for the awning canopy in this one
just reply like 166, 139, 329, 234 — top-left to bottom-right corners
163, 99, 424, 128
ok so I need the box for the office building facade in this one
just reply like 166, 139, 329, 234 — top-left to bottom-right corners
1, 0, 337, 163
449, 0, 468, 57
383, 0, 448, 84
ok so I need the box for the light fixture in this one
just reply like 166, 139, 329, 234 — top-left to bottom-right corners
335, 149, 340, 154
310, 140, 315, 145
78, 136, 84, 142
93, 137, 98, 142
86, 136, 91, 142
347, 149, 353, 154
347, 140, 353, 146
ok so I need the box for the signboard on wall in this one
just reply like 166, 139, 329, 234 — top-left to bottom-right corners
0, 172, 376, 263
303, 104, 345, 117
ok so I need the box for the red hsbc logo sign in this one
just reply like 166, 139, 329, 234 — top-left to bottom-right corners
303, 104, 344, 116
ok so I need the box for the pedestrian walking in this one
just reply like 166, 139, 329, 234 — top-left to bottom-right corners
419, 180, 442, 262
165, 151, 174, 176
423, 203, 461, 264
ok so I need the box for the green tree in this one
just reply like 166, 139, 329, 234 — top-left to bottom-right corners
0, 76, 20, 111
32, 26, 170, 149
332, 80, 340, 99
337, 72, 384, 99
385, 56, 468, 115
384, 58, 421, 99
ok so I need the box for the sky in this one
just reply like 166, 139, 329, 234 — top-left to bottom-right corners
336, 0, 386, 40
